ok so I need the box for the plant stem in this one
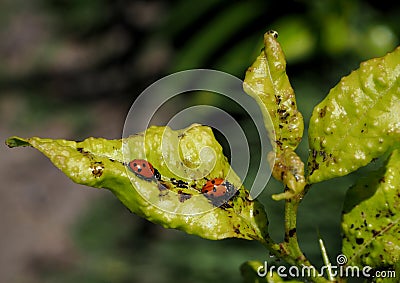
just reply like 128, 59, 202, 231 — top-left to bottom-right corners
260, 185, 334, 283
283, 187, 307, 264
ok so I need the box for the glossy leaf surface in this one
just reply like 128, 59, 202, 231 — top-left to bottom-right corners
243, 31, 304, 152
6, 124, 268, 241
308, 47, 400, 183
342, 149, 400, 268
243, 31, 305, 199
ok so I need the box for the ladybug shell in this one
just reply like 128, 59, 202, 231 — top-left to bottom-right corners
128, 159, 160, 181
201, 178, 230, 198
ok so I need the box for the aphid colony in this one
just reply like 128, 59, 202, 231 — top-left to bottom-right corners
127, 159, 238, 207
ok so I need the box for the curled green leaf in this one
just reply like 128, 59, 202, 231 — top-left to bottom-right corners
308, 46, 400, 183
342, 149, 400, 268
243, 31, 305, 199
6, 124, 268, 241
243, 30, 304, 152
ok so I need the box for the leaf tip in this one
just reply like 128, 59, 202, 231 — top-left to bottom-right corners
265, 30, 279, 39
5, 136, 30, 148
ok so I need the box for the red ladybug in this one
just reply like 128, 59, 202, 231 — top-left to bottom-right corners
128, 159, 160, 181
202, 178, 230, 197
201, 178, 237, 207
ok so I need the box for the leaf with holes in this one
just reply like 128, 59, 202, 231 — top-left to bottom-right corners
308, 46, 400, 184
6, 124, 269, 241
342, 149, 400, 269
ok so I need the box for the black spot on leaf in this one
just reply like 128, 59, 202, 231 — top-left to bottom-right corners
356, 238, 364, 245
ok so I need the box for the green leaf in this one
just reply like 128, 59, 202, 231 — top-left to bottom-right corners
308, 46, 400, 183
6, 124, 269, 241
243, 31, 304, 152
342, 149, 400, 268
243, 31, 305, 199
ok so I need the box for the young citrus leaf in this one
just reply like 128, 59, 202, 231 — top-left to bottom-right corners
243, 31, 305, 199
342, 149, 400, 269
6, 124, 269, 241
308, 46, 400, 183
243, 30, 304, 152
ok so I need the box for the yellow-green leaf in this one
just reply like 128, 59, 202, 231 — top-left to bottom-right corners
243, 30, 304, 152
6, 124, 268, 241
308, 46, 400, 183
342, 149, 400, 268
243, 31, 305, 199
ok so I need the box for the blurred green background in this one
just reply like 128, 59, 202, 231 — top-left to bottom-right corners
1, 0, 399, 282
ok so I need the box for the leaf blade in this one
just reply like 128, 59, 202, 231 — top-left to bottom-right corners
308, 46, 400, 183
6, 124, 269, 241
342, 149, 400, 268
243, 31, 305, 199
243, 31, 304, 152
